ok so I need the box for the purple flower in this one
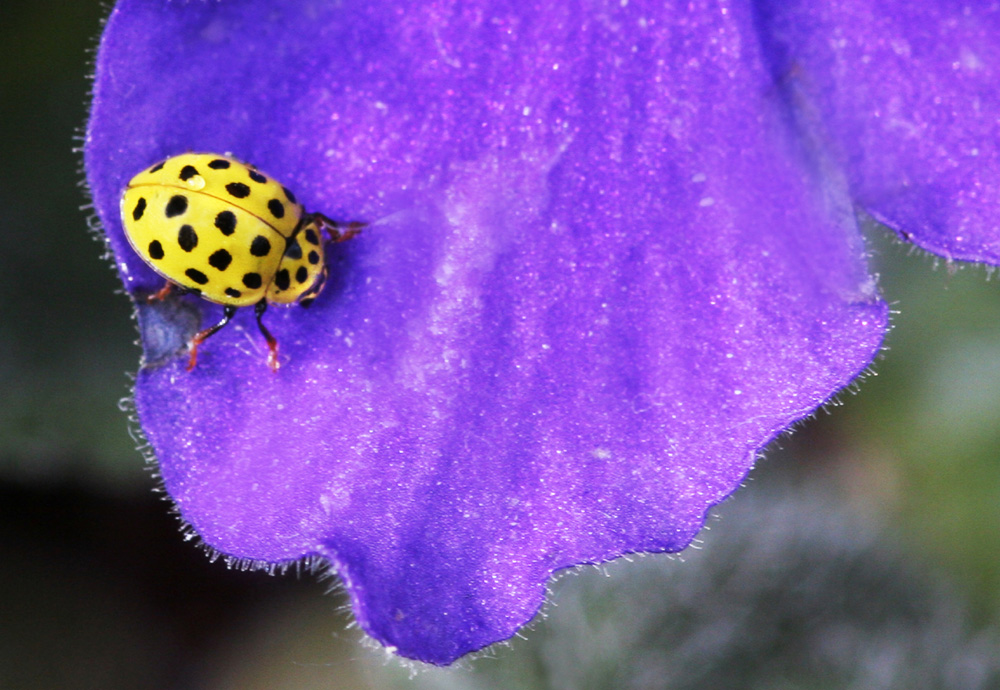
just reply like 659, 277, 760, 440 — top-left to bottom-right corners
84, 0, 996, 665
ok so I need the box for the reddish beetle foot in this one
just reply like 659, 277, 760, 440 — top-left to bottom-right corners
184, 305, 237, 371
186, 340, 200, 371
329, 220, 365, 243
147, 282, 176, 304
312, 215, 365, 243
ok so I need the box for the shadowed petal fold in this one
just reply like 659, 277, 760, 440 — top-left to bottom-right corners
86, 0, 888, 664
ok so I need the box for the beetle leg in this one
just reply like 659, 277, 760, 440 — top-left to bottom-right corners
147, 281, 199, 303
146, 281, 176, 303
310, 213, 366, 243
254, 300, 280, 372
187, 305, 238, 371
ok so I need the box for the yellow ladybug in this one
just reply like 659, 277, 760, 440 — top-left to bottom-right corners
120, 153, 362, 371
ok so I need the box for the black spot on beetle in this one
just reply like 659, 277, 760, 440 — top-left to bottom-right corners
224, 287, 242, 298
208, 159, 231, 169
282, 186, 297, 204
250, 235, 271, 257
132, 197, 147, 221
185, 268, 208, 285
179, 165, 199, 181
304, 228, 319, 245
248, 169, 267, 184
178, 225, 198, 252
149, 161, 164, 173
296, 266, 308, 283
148, 240, 164, 260
275, 269, 290, 291
226, 182, 251, 198
267, 199, 285, 218
307, 250, 320, 265
242, 272, 263, 289
165, 195, 188, 217
215, 210, 237, 236
208, 249, 233, 271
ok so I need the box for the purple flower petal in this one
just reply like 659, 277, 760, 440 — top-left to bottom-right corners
757, 1, 1000, 263
86, 1, 887, 664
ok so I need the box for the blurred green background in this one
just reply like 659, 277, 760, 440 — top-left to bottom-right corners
2, 0, 1000, 688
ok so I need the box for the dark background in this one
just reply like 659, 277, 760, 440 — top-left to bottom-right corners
3, 1, 1000, 688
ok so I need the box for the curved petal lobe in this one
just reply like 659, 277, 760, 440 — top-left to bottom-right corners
86, 0, 888, 664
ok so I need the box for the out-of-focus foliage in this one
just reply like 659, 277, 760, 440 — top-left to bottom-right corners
824, 219, 1000, 619
0, 0, 139, 491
